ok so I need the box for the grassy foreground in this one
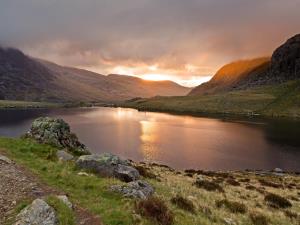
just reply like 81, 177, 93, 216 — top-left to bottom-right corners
1, 137, 300, 225
120, 80, 300, 118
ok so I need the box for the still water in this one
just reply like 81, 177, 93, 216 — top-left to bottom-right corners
0, 107, 299, 171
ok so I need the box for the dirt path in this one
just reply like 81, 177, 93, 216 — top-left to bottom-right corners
0, 153, 102, 225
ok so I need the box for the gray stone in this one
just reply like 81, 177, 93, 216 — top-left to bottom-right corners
115, 164, 140, 182
57, 195, 72, 209
14, 199, 58, 225
56, 150, 74, 161
76, 153, 140, 182
26, 117, 90, 155
273, 168, 283, 173
111, 180, 154, 199
0, 155, 12, 164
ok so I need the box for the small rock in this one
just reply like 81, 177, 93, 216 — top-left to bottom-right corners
273, 168, 283, 173
196, 175, 205, 182
76, 153, 140, 182
57, 195, 72, 209
0, 155, 12, 164
115, 164, 140, 182
223, 218, 237, 225
56, 150, 74, 161
14, 199, 58, 225
77, 172, 90, 176
111, 180, 154, 199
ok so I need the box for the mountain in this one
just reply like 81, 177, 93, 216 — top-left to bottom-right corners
122, 33, 300, 118
189, 57, 270, 95
0, 47, 190, 102
189, 33, 300, 96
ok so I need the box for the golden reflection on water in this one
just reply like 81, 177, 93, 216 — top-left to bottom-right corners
139, 120, 159, 160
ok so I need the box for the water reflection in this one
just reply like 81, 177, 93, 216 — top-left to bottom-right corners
0, 107, 299, 171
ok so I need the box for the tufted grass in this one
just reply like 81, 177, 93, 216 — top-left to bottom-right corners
46, 195, 76, 225
1, 137, 300, 225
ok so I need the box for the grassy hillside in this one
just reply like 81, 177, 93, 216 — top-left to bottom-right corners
1, 137, 300, 225
121, 80, 300, 118
189, 57, 270, 95
0, 47, 190, 103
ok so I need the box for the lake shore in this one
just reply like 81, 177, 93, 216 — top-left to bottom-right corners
1, 137, 300, 225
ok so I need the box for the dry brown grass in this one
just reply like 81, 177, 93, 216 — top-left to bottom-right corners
215, 199, 247, 214
135, 197, 174, 225
170, 195, 195, 213
194, 178, 224, 192
249, 211, 269, 225
264, 193, 292, 208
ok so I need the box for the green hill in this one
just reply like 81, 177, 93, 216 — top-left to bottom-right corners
121, 80, 300, 118
121, 34, 300, 119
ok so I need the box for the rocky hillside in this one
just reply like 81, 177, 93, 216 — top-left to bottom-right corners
190, 33, 300, 96
0, 47, 190, 102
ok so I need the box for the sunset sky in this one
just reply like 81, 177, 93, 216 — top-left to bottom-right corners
0, 0, 300, 87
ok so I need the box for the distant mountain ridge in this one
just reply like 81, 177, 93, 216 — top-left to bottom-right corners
0, 47, 190, 102
189, 34, 300, 96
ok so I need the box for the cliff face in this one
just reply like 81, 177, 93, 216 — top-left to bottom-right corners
270, 34, 300, 81
189, 34, 300, 96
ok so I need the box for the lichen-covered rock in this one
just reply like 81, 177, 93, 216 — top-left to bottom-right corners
76, 153, 140, 182
14, 199, 58, 225
26, 117, 90, 155
111, 180, 154, 199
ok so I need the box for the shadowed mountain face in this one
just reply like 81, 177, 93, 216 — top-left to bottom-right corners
189, 33, 300, 96
0, 47, 190, 102
271, 34, 300, 81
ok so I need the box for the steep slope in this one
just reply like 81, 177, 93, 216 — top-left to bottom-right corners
0, 47, 190, 102
270, 33, 300, 81
0, 47, 60, 101
190, 33, 300, 96
189, 57, 270, 95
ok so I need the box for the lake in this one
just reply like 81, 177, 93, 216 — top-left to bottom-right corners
0, 107, 299, 171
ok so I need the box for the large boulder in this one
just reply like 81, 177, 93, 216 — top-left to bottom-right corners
26, 117, 90, 155
14, 199, 58, 225
111, 180, 154, 199
76, 153, 140, 182
271, 34, 300, 81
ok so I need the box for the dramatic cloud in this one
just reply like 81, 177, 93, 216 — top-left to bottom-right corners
0, 0, 299, 86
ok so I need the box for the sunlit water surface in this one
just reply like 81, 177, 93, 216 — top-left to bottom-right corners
0, 107, 299, 171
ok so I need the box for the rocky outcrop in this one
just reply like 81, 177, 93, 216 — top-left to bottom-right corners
271, 34, 300, 81
111, 180, 154, 199
14, 199, 58, 225
76, 153, 140, 182
26, 117, 90, 155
